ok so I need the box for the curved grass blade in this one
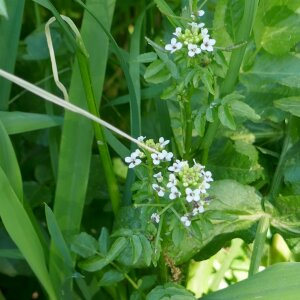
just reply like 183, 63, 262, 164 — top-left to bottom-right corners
0, 167, 57, 300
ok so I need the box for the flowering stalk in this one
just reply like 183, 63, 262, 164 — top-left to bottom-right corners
125, 136, 214, 228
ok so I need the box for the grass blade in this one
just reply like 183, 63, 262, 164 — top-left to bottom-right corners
0, 0, 25, 110
0, 166, 57, 300
0, 111, 62, 134
0, 120, 23, 200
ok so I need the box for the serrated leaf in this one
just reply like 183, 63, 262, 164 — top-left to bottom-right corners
274, 97, 300, 117
71, 232, 98, 258
218, 104, 236, 130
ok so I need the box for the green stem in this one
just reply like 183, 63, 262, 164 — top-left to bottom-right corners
76, 48, 121, 216
200, 0, 259, 163
248, 215, 270, 277
184, 97, 193, 159
269, 115, 294, 202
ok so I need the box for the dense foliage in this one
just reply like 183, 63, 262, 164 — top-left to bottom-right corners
0, 0, 300, 299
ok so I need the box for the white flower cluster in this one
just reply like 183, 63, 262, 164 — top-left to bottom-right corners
125, 137, 214, 228
165, 9, 216, 58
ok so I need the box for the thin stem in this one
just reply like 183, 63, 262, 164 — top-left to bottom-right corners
269, 115, 294, 202
76, 49, 121, 216
110, 261, 139, 290
248, 215, 270, 277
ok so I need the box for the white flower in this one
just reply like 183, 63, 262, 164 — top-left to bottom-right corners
201, 28, 209, 38
192, 205, 205, 216
185, 188, 201, 202
167, 173, 177, 188
151, 153, 161, 165
165, 38, 183, 53
203, 170, 213, 182
188, 44, 201, 57
159, 150, 173, 162
199, 181, 210, 194
181, 215, 191, 227
159, 137, 170, 147
198, 10, 205, 17
173, 27, 182, 37
153, 172, 163, 183
168, 160, 184, 172
169, 186, 181, 200
133, 149, 143, 158
137, 136, 146, 142
152, 184, 165, 197
125, 152, 142, 168
151, 212, 160, 223
201, 37, 216, 52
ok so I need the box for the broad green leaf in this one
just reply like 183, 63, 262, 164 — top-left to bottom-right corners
222, 93, 260, 121
71, 232, 98, 258
0, 111, 63, 134
202, 262, 300, 300
163, 180, 263, 264
0, 0, 25, 109
146, 283, 195, 300
218, 104, 236, 130
207, 139, 263, 184
0, 167, 57, 299
0, 120, 23, 200
274, 97, 300, 117
254, 0, 300, 55
240, 52, 300, 93
194, 113, 206, 137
